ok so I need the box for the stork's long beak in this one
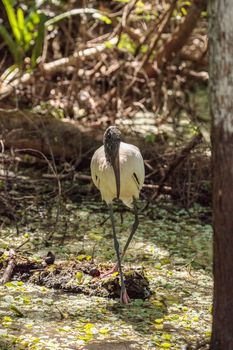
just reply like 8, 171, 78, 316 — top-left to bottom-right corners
112, 153, 120, 199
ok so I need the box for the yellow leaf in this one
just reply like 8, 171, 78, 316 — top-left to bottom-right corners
111, 272, 119, 277
162, 333, 171, 340
155, 318, 163, 324
192, 316, 199, 322
3, 316, 12, 322
76, 254, 86, 261
75, 271, 83, 283
155, 324, 163, 330
99, 328, 109, 334
136, 0, 144, 7
84, 323, 94, 330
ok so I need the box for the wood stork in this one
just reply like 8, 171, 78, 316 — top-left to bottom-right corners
91, 126, 145, 304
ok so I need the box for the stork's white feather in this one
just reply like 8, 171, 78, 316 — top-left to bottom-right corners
91, 141, 145, 207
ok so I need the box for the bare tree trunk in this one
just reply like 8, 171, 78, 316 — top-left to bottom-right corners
209, 0, 233, 349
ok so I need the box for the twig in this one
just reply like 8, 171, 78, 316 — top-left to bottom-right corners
15, 239, 30, 251
139, 0, 177, 70
1, 259, 15, 284
43, 173, 91, 181
43, 37, 118, 74
143, 133, 203, 211
124, 0, 177, 96
116, 0, 138, 45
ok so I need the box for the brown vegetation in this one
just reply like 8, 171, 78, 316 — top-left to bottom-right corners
0, 0, 210, 216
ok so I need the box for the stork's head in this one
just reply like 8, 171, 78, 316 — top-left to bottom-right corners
104, 126, 121, 199
103, 126, 121, 162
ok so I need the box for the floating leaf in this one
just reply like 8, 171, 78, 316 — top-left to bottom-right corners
84, 323, 94, 330
155, 263, 162, 270
99, 327, 109, 334
10, 305, 24, 317
5, 281, 18, 288
192, 316, 199, 322
155, 318, 164, 324
75, 271, 83, 283
3, 316, 12, 323
162, 333, 171, 341
155, 324, 163, 330
78, 334, 93, 342
76, 254, 92, 261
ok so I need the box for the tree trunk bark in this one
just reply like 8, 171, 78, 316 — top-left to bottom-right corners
209, 0, 233, 349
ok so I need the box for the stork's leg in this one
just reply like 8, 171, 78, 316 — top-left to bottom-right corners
108, 204, 130, 304
113, 198, 138, 271
122, 198, 139, 259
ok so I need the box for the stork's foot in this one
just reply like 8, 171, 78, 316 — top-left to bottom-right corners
120, 289, 131, 304
100, 263, 119, 279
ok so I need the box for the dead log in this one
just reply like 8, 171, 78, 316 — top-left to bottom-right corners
0, 108, 99, 161
0, 108, 152, 162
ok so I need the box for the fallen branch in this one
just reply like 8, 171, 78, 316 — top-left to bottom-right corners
42, 37, 118, 75
0, 37, 118, 101
0, 108, 153, 161
0, 108, 97, 160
